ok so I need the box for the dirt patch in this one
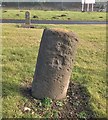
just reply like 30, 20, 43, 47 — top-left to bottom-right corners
19, 80, 95, 119
99, 16, 103, 18
3, 10, 7, 13
60, 14, 67, 17
33, 15, 39, 18
52, 16, 59, 19
60, 81, 95, 119
16, 14, 20, 16
68, 18, 71, 20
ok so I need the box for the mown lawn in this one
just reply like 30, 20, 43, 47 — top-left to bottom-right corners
1, 10, 107, 21
2, 24, 106, 118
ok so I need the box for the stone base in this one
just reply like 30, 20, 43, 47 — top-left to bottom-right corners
21, 24, 35, 28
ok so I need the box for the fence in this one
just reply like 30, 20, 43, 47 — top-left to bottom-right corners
2, 2, 107, 11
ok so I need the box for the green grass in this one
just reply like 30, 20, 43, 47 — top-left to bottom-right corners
2, 24, 106, 118
1, 9, 107, 21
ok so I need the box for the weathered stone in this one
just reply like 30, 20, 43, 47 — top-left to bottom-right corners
32, 28, 79, 100
25, 11, 31, 26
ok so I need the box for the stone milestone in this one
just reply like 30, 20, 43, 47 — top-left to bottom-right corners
25, 11, 31, 26
32, 28, 79, 100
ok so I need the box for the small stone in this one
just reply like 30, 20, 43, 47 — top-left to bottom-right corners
24, 107, 31, 112
32, 111, 35, 114
75, 96, 78, 99
67, 95, 70, 98
70, 112, 73, 115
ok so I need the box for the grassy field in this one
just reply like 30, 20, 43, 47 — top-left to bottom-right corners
1, 10, 107, 21
2, 24, 106, 118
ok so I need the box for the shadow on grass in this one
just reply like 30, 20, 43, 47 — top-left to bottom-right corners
2, 81, 20, 97
3, 78, 95, 118
2, 77, 95, 119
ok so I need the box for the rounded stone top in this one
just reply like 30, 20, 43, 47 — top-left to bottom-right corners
25, 11, 30, 14
43, 28, 79, 42
50, 28, 71, 33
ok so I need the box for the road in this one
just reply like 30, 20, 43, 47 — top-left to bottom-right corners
0, 19, 108, 24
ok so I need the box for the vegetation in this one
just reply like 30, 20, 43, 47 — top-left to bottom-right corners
2, 10, 106, 21
2, 24, 106, 118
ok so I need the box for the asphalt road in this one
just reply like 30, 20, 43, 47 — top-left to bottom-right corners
0, 19, 108, 24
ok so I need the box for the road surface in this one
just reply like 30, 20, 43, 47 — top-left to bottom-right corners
0, 19, 108, 24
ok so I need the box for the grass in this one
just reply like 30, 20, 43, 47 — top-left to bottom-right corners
1, 9, 107, 21
2, 23, 106, 118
